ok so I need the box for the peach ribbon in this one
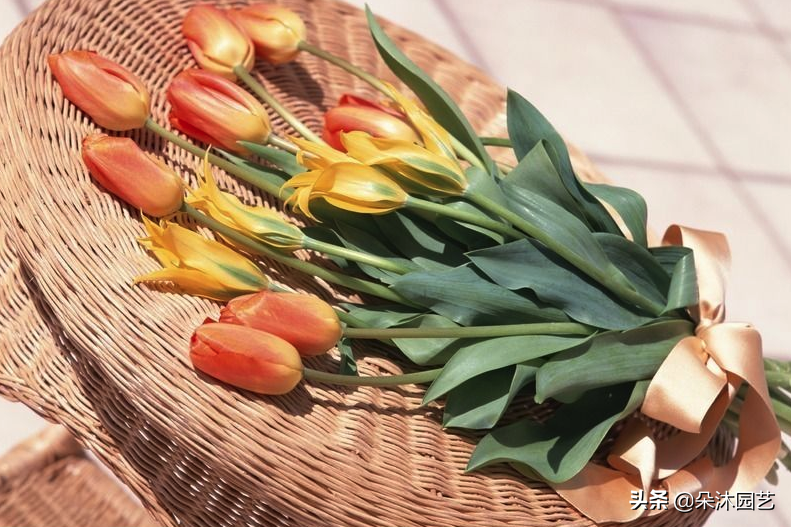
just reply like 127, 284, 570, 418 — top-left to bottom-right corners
552, 225, 781, 523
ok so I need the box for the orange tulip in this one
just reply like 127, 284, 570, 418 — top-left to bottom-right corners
182, 5, 255, 79
228, 4, 307, 65
190, 322, 303, 395
220, 290, 342, 356
48, 50, 150, 131
167, 69, 271, 153
81, 134, 183, 216
322, 94, 420, 151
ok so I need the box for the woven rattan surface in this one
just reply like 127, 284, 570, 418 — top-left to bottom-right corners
0, 1, 724, 526
0, 425, 155, 527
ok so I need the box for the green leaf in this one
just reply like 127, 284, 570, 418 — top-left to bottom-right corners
301, 226, 353, 270
392, 314, 460, 365
505, 141, 587, 224
237, 141, 304, 176
365, 6, 496, 175
506, 90, 619, 234
341, 304, 421, 328
665, 252, 698, 313
469, 239, 654, 330
468, 381, 648, 483
373, 211, 467, 269
434, 199, 506, 248
649, 246, 692, 275
595, 233, 669, 308
466, 166, 509, 208
423, 334, 585, 403
535, 319, 694, 403
390, 264, 570, 326
443, 363, 540, 430
586, 183, 648, 247
334, 221, 418, 283
337, 337, 358, 376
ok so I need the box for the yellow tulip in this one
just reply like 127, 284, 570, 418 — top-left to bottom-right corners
135, 217, 268, 301
291, 136, 358, 170
341, 131, 467, 196
382, 82, 457, 161
187, 156, 304, 250
282, 163, 407, 219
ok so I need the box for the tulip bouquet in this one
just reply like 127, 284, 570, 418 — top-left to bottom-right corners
47, 2, 791, 522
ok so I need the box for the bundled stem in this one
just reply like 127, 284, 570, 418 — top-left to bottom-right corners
406, 196, 522, 240
182, 203, 411, 305
344, 322, 594, 339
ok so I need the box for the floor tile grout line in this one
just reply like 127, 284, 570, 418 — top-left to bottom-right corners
532, 0, 777, 37
737, 0, 791, 74
587, 153, 791, 186
610, 5, 791, 270
432, 0, 495, 74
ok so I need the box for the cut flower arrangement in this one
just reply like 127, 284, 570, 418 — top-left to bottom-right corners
42, 2, 791, 523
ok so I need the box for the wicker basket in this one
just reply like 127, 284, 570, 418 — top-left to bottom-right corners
0, 425, 155, 527
0, 1, 723, 526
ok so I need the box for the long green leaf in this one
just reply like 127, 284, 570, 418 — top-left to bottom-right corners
665, 252, 698, 313
535, 320, 693, 403
443, 363, 540, 430
506, 90, 619, 234
468, 381, 648, 483
337, 337, 359, 376
423, 334, 585, 403
595, 233, 669, 308
390, 265, 570, 326
374, 211, 467, 269
586, 183, 648, 247
469, 239, 653, 330
505, 141, 587, 224
392, 314, 460, 366
365, 6, 496, 174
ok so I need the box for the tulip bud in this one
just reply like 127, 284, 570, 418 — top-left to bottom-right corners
220, 290, 341, 356
49, 51, 150, 131
228, 4, 307, 65
190, 322, 303, 394
81, 134, 183, 216
323, 94, 420, 151
167, 69, 271, 153
182, 5, 255, 79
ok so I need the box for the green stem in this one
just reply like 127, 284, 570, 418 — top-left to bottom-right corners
296, 40, 485, 170
334, 309, 368, 328
344, 322, 594, 339
265, 134, 299, 155
233, 65, 323, 144
182, 203, 411, 305
303, 367, 440, 387
467, 192, 663, 315
302, 236, 412, 275
145, 118, 283, 196
766, 371, 791, 389
406, 196, 522, 240
480, 136, 512, 147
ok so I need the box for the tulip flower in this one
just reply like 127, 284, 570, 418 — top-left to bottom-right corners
322, 94, 420, 151
187, 155, 303, 250
81, 134, 183, 217
220, 290, 342, 356
167, 69, 271, 153
182, 5, 254, 79
341, 131, 467, 196
135, 217, 269, 301
190, 322, 303, 394
228, 4, 307, 65
48, 50, 150, 131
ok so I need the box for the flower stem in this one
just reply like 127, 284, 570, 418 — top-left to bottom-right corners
145, 118, 283, 196
302, 236, 413, 275
467, 192, 663, 315
296, 40, 485, 170
303, 367, 441, 387
344, 322, 594, 339
266, 134, 299, 155
182, 203, 411, 305
480, 136, 512, 148
405, 196, 522, 240
233, 65, 322, 144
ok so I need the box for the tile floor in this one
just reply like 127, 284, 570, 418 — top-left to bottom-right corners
1, 0, 789, 526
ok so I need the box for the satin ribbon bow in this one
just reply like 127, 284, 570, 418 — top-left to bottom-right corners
552, 225, 781, 523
